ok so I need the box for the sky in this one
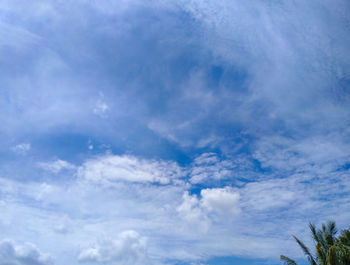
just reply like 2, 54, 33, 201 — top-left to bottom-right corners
0, 0, 350, 264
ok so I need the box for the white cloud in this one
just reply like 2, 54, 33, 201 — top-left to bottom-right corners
0, 153, 349, 264
93, 92, 109, 118
38, 159, 76, 174
253, 135, 350, 172
189, 153, 253, 184
0, 239, 53, 265
78, 230, 148, 265
200, 187, 240, 215
190, 153, 231, 184
177, 187, 240, 228
177, 191, 209, 231
0, 1, 349, 264
11, 143, 31, 155
77, 154, 184, 185
240, 179, 297, 211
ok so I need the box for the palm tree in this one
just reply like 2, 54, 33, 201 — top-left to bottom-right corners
280, 221, 350, 265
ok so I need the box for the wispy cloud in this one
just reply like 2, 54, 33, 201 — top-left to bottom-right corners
93, 92, 109, 118
77, 154, 184, 185
38, 159, 76, 174
11, 143, 31, 155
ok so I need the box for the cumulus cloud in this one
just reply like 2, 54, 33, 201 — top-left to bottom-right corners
78, 231, 147, 265
177, 192, 208, 227
200, 187, 241, 215
77, 154, 184, 185
0, 240, 53, 265
177, 187, 241, 227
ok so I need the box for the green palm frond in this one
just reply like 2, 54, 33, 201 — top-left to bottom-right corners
315, 243, 327, 265
292, 235, 317, 265
280, 255, 298, 265
333, 243, 350, 264
325, 221, 337, 247
309, 223, 319, 243
327, 245, 340, 265
338, 229, 350, 246
280, 222, 350, 265
327, 221, 337, 237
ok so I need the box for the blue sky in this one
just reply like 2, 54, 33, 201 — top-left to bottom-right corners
0, 0, 349, 264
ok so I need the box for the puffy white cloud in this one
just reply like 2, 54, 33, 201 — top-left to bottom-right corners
200, 187, 240, 215
78, 230, 147, 265
77, 154, 184, 185
0, 240, 53, 265
177, 192, 207, 226
177, 187, 241, 227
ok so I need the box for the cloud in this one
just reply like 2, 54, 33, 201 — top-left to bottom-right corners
142, 0, 350, 153
177, 187, 240, 229
240, 179, 297, 212
77, 154, 184, 185
177, 191, 209, 230
93, 92, 109, 118
53, 215, 72, 234
189, 153, 254, 184
189, 153, 233, 184
0, 240, 53, 265
78, 230, 148, 265
38, 159, 76, 174
200, 187, 240, 215
0, 150, 350, 264
253, 135, 350, 172
11, 143, 31, 155
0, 0, 349, 264
0, 21, 40, 49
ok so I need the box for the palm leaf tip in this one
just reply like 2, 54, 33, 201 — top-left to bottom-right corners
327, 220, 337, 235
280, 255, 298, 265
292, 235, 317, 265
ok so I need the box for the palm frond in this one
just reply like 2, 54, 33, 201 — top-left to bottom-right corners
339, 229, 350, 246
327, 221, 337, 237
315, 243, 327, 265
325, 221, 337, 247
309, 223, 319, 243
280, 255, 298, 265
327, 245, 340, 265
292, 235, 317, 265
